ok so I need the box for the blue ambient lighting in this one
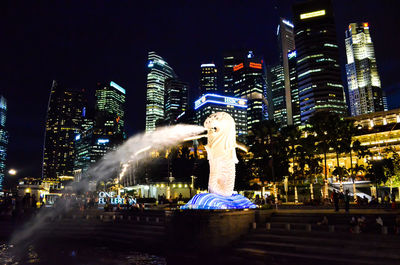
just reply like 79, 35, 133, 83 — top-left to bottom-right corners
288, 50, 297, 59
110, 81, 126, 95
194, 94, 247, 110
181, 193, 257, 210
97, 138, 110, 144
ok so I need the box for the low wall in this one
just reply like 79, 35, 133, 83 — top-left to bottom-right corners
165, 209, 255, 252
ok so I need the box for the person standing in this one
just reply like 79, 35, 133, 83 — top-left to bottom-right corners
333, 190, 339, 212
344, 190, 350, 213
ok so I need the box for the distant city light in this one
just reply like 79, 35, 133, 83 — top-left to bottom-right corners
201, 63, 215, 67
288, 50, 297, 59
75, 134, 81, 141
97, 138, 110, 144
8, 169, 17, 175
147, 60, 154, 68
300, 10, 326, 20
194, 94, 247, 110
110, 81, 126, 95
282, 19, 294, 28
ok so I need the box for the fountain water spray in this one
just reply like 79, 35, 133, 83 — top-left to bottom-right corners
9, 124, 205, 248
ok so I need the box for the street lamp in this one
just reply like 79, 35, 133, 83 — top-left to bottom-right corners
8, 169, 17, 176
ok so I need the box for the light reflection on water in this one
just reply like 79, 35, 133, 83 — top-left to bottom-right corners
0, 242, 167, 265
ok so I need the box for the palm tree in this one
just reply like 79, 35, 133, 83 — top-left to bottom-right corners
308, 111, 338, 198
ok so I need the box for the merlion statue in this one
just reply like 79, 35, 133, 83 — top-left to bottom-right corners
181, 112, 256, 210
204, 112, 238, 196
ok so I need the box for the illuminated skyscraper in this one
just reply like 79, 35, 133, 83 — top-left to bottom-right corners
345, 22, 385, 116
194, 94, 248, 139
95, 81, 126, 143
73, 81, 125, 183
145, 51, 176, 132
232, 51, 268, 131
269, 64, 286, 126
0, 95, 8, 191
164, 78, 189, 125
43, 81, 85, 179
199, 63, 218, 96
293, 0, 347, 123
277, 18, 296, 126
288, 51, 301, 126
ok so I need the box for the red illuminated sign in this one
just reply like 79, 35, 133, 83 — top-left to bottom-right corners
233, 63, 244, 71
249, 62, 262, 69
363, 22, 369, 28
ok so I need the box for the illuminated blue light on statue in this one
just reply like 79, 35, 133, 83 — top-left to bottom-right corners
181, 193, 256, 210
194, 94, 247, 110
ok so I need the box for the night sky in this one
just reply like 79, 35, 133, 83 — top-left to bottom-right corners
1, 0, 399, 179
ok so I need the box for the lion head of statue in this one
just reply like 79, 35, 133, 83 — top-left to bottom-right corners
204, 112, 237, 161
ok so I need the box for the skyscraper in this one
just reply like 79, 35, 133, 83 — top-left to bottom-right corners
0, 95, 8, 191
194, 94, 248, 139
164, 78, 189, 125
293, 0, 347, 123
345, 22, 384, 116
269, 64, 286, 126
95, 81, 126, 144
277, 18, 296, 126
232, 51, 268, 131
43, 81, 85, 179
145, 51, 176, 132
199, 64, 218, 96
288, 51, 301, 126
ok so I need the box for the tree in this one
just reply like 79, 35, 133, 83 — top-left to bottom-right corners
248, 120, 289, 199
308, 111, 339, 198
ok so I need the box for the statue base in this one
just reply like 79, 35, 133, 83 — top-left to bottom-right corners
181, 193, 257, 210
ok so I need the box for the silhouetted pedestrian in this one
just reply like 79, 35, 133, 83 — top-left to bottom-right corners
344, 190, 350, 213
333, 190, 339, 212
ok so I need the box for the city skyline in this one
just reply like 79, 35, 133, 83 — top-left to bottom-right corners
1, 0, 400, 179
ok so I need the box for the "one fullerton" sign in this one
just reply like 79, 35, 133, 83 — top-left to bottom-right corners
98, 191, 137, 205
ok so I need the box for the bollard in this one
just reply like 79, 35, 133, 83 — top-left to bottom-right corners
156, 217, 159, 223
112, 215, 116, 220
306, 224, 312, 232
382, 226, 388, 235
100, 215, 103, 220
252, 222, 257, 229
266, 222, 271, 230
86, 215, 90, 220
329, 225, 335, 232
285, 223, 291, 231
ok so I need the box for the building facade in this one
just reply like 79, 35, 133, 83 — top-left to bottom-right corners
194, 94, 248, 138
293, 0, 347, 124
0, 95, 8, 191
199, 64, 218, 96
95, 81, 126, 144
288, 51, 301, 126
345, 22, 385, 116
277, 18, 296, 126
43, 80, 85, 179
145, 52, 176, 132
269, 64, 286, 127
232, 51, 268, 132
164, 78, 189, 125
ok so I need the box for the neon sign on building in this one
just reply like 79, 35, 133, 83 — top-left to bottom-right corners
300, 10, 326, 20
194, 94, 247, 110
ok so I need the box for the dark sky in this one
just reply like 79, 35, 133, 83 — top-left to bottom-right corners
1, 0, 399, 179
